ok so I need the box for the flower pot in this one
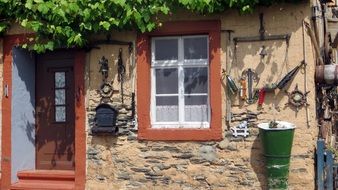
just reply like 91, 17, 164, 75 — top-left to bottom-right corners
258, 121, 295, 190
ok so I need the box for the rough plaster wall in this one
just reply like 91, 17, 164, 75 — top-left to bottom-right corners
84, 3, 317, 190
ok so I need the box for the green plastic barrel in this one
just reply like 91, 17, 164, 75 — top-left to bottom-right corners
258, 121, 295, 190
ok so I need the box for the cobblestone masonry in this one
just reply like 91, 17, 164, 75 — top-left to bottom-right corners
83, 3, 317, 190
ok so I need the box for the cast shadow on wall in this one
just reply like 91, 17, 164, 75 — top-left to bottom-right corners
250, 135, 268, 189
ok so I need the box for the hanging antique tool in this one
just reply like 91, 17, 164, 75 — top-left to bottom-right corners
276, 61, 305, 90
285, 84, 310, 112
222, 29, 235, 125
242, 69, 259, 104
98, 56, 114, 102
239, 78, 247, 100
222, 69, 238, 94
117, 48, 126, 104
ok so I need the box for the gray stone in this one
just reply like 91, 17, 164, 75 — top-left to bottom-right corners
152, 146, 181, 152
175, 165, 187, 172
173, 153, 194, 159
127, 132, 137, 140
87, 147, 99, 155
212, 166, 226, 174
145, 170, 163, 176
138, 147, 149, 152
114, 159, 126, 163
211, 159, 228, 166
199, 146, 217, 162
130, 167, 151, 173
117, 173, 130, 180
126, 181, 143, 188
96, 175, 106, 181
291, 168, 307, 173
194, 175, 206, 181
217, 139, 230, 150
156, 163, 171, 170
227, 142, 238, 151
146, 159, 161, 163
190, 157, 208, 164
292, 154, 311, 159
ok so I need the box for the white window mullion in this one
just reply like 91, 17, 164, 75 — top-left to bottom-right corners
178, 37, 184, 124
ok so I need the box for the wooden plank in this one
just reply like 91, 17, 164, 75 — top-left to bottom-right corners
317, 139, 325, 190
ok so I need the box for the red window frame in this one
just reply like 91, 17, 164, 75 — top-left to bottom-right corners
136, 20, 222, 141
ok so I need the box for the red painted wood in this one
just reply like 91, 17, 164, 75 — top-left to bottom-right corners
1, 34, 86, 189
17, 170, 75, 181
11, 170, 75, 190
35, 52, 75, 170
74, 50, 86, 190
2, 34, 33, 190
136, 20, 222, 141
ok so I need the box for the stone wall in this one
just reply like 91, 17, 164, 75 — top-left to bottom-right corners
85, 3, 317, 190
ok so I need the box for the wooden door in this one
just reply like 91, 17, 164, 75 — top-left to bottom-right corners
36, 51, 75, 170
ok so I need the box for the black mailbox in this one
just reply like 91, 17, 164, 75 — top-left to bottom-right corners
91, 103, 118, 134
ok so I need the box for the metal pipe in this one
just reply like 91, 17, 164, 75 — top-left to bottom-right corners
233, 34, 290, 44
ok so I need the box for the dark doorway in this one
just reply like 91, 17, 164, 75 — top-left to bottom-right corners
35, 51, 75, 170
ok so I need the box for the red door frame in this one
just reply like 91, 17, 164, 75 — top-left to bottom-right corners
1, 34, 86, 190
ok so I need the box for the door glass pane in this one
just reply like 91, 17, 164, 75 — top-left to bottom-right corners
55, 72, 66, 88
154, 39, 178, 60
156, 68, 178, 94
156, 96, 178, 122
184, 37, 208, 60
55, 89, 66, 105
55, 106, 66, 122
184, 67, 208, 94
184, 95, 208, 122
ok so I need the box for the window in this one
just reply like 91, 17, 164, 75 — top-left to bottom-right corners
137, 20, 222, 141
54, 71, 67, 122
151, 36, 209, 128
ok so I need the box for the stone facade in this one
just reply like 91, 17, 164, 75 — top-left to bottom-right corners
0, 2, 318, 190
85, 3, 317, 190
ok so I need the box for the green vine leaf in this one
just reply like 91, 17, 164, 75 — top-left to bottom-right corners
0, 0, 304, 52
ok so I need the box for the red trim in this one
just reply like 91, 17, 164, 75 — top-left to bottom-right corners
2, 34, 32, 190
74, 51, 86, 190
1, 35, 86, 189
136, 20, 222, 141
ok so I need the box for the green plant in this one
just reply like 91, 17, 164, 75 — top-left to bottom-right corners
0, 0, 304, 52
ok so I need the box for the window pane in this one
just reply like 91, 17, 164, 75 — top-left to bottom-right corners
155, 39, 178, 60
184, 37, 208, 60
185, 96, 208, 122
156, 96, 178, 122
156, 68, 178, 94
55, 89, 66, 105
185, 95, 208, 105
55, 72, 65, 88
55, 106, 66, 122
184, 67, 208, 94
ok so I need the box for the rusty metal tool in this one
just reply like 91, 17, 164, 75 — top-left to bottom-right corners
242, 69, 258, 104
118, 48, 126, 104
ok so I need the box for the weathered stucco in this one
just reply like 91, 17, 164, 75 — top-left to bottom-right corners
85, 2, 317, 190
